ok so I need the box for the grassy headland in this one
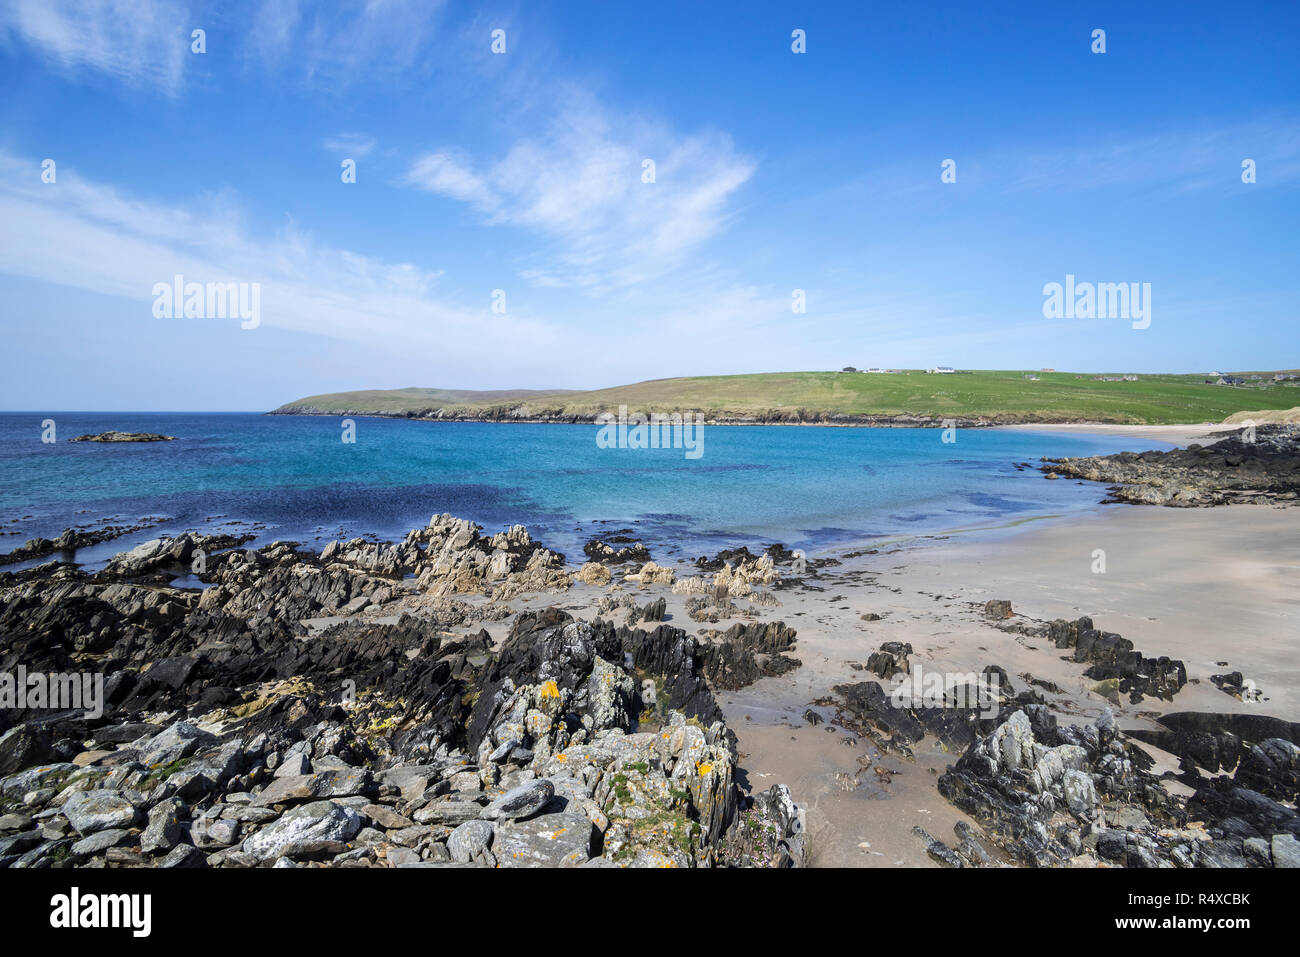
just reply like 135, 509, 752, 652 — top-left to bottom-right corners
271, 369, 1300, 426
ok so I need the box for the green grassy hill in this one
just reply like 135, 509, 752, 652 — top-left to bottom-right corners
280, 386, 581, 412
271, 369, 1300, 425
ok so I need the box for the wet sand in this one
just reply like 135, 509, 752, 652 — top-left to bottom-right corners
707, 500, 1299, 867
996, 422, 1240, 446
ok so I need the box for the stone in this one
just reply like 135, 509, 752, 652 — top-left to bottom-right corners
481, 779, 555, 821
71, 828, 132, 857
275, 752, 312, 777
241, 801, 362, 862
159, 844, 208, 868
61, 790, 139, 835
493, 811, 594, 867
254, 768, 373, 806
0, 726, 56, 776
983, 599, 1014, 620
386, 846, 421, 866
586, 657, 635, 731
1272, 833, 1300, 869
360, 804, 413, 830
0, 763, 77, 801
413, 801, 484, 826
447, 819, 494, 863
141, 797, 186, 854
0, 812, 34, 832
136, 720, 215, 767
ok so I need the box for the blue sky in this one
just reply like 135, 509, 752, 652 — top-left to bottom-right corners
0, 0, 1297, 411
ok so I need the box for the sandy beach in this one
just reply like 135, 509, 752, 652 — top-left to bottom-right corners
703, 498, 1300, 866
996, 422, 1242, 446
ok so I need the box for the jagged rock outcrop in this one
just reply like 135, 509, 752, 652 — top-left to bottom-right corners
997, 613, 1186, 703
1042, 424, 1300, 506
935, 707, 1300, 867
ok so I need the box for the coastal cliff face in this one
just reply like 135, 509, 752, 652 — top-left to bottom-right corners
1042, 424, 1300, 506
0, 516, 804, 869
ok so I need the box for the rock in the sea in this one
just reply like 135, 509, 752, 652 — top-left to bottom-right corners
70, 431, 176, 443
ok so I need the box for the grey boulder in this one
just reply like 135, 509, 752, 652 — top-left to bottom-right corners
482, 779, 554, 821
242, 801, 361, 862
493, 811, 594, 867
447, 819, 494, 863
62, 790, 139, 835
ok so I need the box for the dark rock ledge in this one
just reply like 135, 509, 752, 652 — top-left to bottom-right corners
1040, 423, 1300, 506
69, 432, 176, 443
0, 516, 804, 869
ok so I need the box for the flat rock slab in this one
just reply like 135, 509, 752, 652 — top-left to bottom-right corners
72, 827, 132, 857
494, 811, 594, 868
413, 801, 484, 825
62, 790, 139, 835
361, 804, 414, 830
254, 769, 373, 806
0, 764, 77, 801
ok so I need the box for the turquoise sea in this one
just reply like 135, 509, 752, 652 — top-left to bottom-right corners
0, 413, 1171, 566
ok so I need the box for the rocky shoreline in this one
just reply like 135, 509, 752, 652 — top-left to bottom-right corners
3, 513, 1295, 870
814, 600, 1297, 868
267, 407, 1154, 428
0, 518, 172, 568
1041, 424, 1300, 506
0, 516, 806, 868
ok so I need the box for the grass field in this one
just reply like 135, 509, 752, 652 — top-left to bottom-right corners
273, 369, 1300, 425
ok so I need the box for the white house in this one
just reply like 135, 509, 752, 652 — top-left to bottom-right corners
927, 366, 955, 374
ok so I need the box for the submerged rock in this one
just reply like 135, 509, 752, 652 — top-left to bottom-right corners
70, 431, 176, 443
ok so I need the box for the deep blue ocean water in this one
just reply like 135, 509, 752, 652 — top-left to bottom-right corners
0, 413, 1171, 566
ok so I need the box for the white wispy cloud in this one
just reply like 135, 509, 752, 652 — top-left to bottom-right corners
0, 0, 191, 94
1004, 117, 1300, 195
0, 150, 557, 358
248, 0, 446, 84
321, 132, 377, 157
405, 95, 757, 292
